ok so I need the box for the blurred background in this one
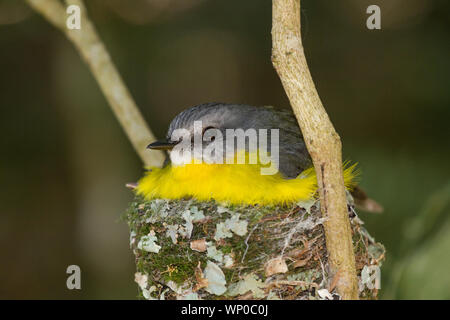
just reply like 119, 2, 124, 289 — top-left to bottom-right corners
0, 0, 449, 299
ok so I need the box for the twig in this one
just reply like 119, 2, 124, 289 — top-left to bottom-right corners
267, 280, 319, 289
271, 0, 358, 299
26, 0, 165, 167
241, 224, 259, 263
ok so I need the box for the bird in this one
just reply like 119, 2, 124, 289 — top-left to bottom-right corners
135, 102, 382, 211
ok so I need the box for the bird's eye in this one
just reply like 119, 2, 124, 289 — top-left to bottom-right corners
202, 126, 216, 141
202, 126, 215, 134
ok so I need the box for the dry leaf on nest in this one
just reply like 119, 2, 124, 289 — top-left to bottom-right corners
193, 262, 208, 292
286, 236, 319, 259
126, 182, 138, 190
190, 239, 207, 252
265, 257, 288, 276
292, 254, 312, 268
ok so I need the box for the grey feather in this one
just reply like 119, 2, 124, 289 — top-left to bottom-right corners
165, 103, 312, 178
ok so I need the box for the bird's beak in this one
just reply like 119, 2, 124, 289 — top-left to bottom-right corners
147, 140, 178, 151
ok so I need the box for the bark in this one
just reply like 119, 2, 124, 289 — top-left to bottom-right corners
271, 0, 358, 299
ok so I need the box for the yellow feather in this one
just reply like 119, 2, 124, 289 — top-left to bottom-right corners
136, 152, 358, 206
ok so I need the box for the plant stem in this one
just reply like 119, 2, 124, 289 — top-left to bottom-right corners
271, 0, 358, 299
26, 0, 165, 167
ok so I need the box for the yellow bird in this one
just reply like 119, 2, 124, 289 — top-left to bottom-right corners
136, 103, 379, 210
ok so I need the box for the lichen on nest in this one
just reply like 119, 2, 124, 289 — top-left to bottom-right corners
124, 196, 385, 300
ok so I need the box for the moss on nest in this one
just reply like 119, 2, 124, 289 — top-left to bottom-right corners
124, 196, 385, 300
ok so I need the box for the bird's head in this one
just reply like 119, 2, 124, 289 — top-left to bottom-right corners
147, 103, 270, 166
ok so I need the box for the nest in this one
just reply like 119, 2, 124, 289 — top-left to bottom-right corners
125, 196, 385, 300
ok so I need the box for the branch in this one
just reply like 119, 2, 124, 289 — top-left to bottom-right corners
271, 0, 358, 299
26, 0, 165, 167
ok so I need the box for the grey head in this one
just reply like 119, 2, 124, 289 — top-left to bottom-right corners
148, 102, 312, 178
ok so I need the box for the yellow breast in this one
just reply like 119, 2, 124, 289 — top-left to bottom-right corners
136, 154, 357, 206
